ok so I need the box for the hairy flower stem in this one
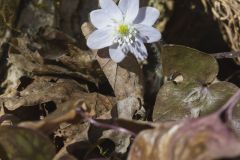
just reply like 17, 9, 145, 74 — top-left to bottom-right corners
76, 108, 136, 136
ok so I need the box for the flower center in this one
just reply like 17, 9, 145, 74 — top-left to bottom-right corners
118, 24, 129, 36
113, 24, 138, 49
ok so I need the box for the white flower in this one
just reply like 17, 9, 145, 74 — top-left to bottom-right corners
87, 0, 161, 63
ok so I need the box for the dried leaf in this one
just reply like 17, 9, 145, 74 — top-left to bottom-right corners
17, 82, 116, 133
0, 126, 55, 160
7, 37, 94, 83
17, 0, 56, 35
1, 77, 86, 111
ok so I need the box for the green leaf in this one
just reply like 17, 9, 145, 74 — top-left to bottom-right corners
161, 45, 218, 84
153, 81, 238, 121
153, 45, 239, 121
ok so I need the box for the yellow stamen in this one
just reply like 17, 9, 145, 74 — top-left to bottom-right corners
118, 24, 129, 36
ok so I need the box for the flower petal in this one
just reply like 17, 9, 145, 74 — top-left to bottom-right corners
87, 27, 114, 49
135, 24, 161, 43
90, 9, 113, 29
130, 39, 148, 60
118, 0, 128, 14
134, 7, 160, 26
99, 0, 123, 21
120, 0, 139, 23
109, 44, 127, 63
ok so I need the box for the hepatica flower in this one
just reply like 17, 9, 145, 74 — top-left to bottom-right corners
87, 0, 161, 63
